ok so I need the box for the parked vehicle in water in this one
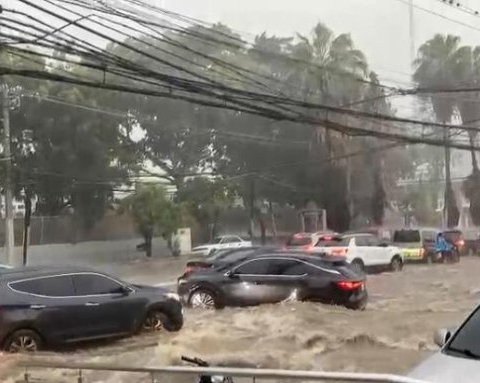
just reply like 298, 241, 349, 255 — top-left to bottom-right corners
443, 229, 466, 255
313, 233, 403, 273
178, 252, 367, 310
462, 228, 480, 256
409, 302, 480, 382
0, 266, 183, 353
392, 228, 439, 263
285, 231, 336, 252
191, 236, 253, 257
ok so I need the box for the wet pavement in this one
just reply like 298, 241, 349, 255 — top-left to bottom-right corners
4, 256, 480, 382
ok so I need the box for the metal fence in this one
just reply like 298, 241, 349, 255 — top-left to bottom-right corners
17, 360, 431, 383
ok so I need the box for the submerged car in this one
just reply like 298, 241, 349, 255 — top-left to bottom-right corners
178, 252, 367, 310
0, 266, 183, 353
409, 302, 480, 382
191, 235, 253, 257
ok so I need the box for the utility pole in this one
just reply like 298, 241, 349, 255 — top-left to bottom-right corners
1, 85, 15, 266
409, 0, 415, 63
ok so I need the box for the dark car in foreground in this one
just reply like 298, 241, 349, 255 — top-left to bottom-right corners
178, 252, 367, 310
0, 266, 183, 353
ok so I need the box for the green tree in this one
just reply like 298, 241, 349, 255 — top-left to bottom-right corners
177, 177, 234, 242
121, 185, 180, 257
413, 34, 466, 227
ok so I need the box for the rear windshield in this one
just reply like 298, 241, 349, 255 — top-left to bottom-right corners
444, 231, 463, 242
393, 230, 421, 243
316, 237, 349, 247
286, 236, 312, 246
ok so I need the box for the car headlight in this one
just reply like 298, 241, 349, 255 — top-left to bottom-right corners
166, 292, 180, 301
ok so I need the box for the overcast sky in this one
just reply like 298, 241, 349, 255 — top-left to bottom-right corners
162, 0, 480, 86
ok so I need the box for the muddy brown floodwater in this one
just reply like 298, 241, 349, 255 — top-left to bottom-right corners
4, 258, 480, 383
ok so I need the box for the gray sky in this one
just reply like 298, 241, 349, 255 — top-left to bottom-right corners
163, 0, 480, 87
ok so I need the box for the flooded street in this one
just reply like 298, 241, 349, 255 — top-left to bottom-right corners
4, 257, 480, 382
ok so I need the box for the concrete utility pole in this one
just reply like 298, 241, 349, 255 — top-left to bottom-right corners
1, 85, 15, 266
409, 0, 415, 63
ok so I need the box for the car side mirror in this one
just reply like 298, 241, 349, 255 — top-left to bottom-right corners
225, 270, 237, 278
119, 286, 132, 296
434, 328, 452, 347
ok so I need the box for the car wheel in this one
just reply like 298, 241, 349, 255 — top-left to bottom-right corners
345, 300, 367, 311
390, 256, 403, 272
189, 289, 217, 309
4, 330, 42, 353
142, 311, 167, 333
351, 259, 365, 274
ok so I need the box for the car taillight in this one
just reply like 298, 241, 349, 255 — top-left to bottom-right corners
336, 281, 364, 291
304, 245, 314, 252
331, 248, 348, 256
420, 247, 425, 257
184, 266, 197, 274
457, 240, 465, 247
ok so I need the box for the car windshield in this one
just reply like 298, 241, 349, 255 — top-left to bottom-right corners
446, 306, 480, 358
211, 237, 223, 244
393, 230, 421, 243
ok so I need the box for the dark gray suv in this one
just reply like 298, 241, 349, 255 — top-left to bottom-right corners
0, 266, 183, 353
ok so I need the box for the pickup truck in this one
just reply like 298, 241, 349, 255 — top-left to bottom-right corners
191, 235, 253, 256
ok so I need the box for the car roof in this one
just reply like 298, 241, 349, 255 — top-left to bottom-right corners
0, 266, 100, 281
342, 233, 373, 238
248, 252, 342, 264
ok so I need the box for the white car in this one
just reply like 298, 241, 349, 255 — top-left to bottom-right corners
409, 305, 480, 382
191, 235, 253, 257
313, 233, 404, 273
0, 264, 12, 270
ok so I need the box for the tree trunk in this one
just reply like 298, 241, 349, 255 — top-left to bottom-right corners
145, 233, 153, 258
258, 216, 266, 245
469, 133, 479, 172
248, 177, 256, 241
22, 193, 32, 266
269, 200, 277, 239
444, 124, 459, 227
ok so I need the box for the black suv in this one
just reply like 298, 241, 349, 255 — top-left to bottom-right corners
0, 266, 183, 353
178, 252, 367, 310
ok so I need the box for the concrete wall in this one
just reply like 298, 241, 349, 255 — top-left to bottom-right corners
0, 237, 170, 268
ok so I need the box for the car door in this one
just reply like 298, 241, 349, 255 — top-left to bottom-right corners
9, 275, 79, 343
223, 258, 287, 306
71, 273, 133, 339
365, 235, 388, 265
355, 235, 375, 266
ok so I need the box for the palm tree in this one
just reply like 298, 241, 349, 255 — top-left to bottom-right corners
286, 23, 370, 228
413, 34, 467, 227
456, 46, 480, 225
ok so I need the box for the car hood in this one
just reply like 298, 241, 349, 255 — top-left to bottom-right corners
133, 284, 169, 294
409, 351, 480, 382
